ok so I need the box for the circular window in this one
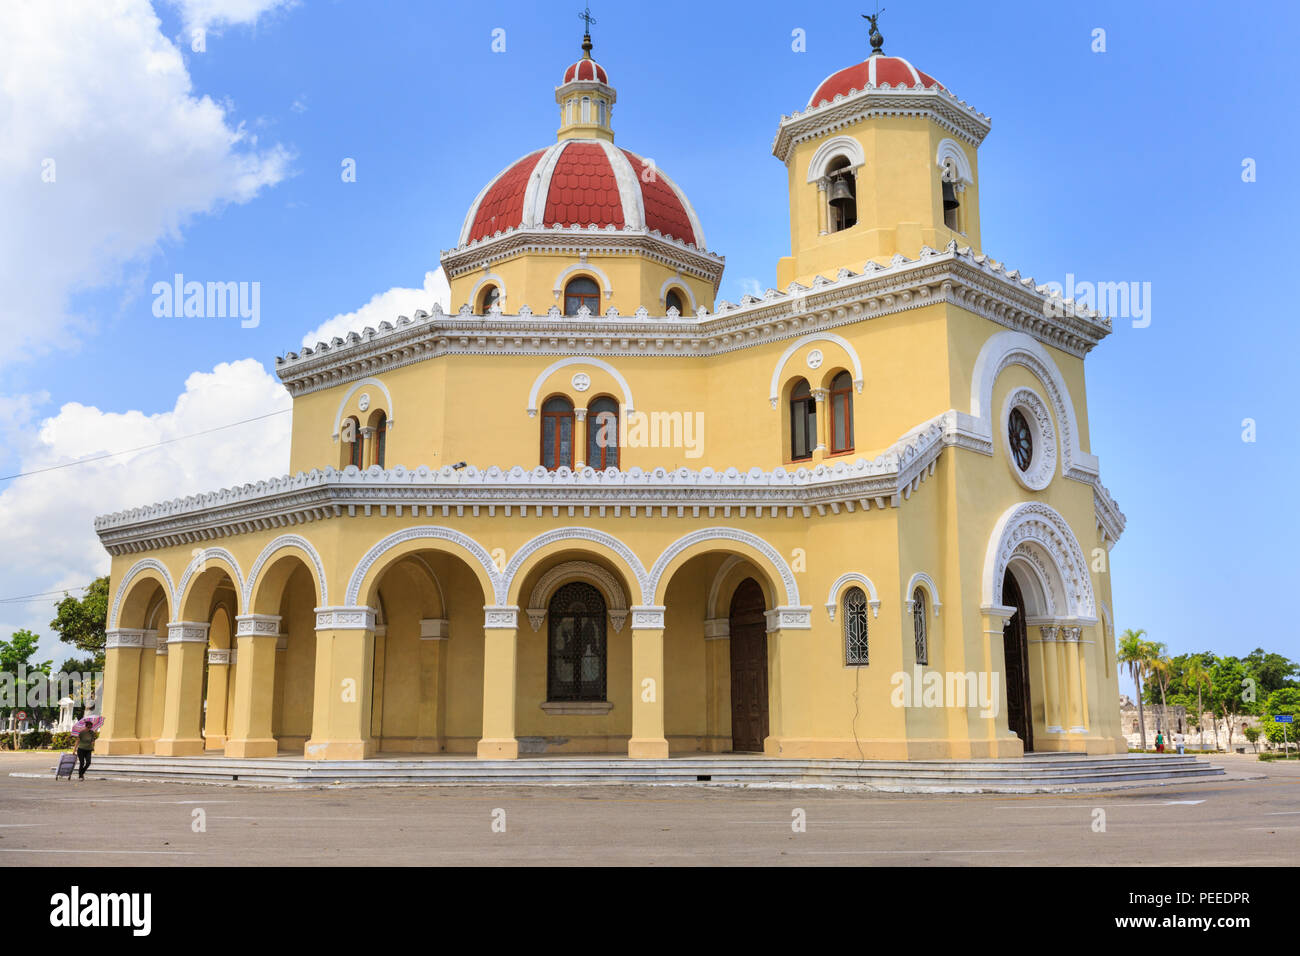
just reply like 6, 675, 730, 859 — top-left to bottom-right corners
1009, 408, 1033, 472
1000, 387, 1057, 491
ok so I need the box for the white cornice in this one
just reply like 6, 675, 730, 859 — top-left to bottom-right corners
278, 242, 1111, 398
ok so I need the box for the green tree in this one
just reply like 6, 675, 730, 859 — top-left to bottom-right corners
1149, 644, 1173, 739
1118, 629, 1153, 750
1243, 725, 1260, 753
0, 630, 53, 746
1210, 657, 1248, 751
1242, 648, 1300, 696
1184, 658, 1214, 748
1261, 688, 1300, 754
49, 576, 109, 672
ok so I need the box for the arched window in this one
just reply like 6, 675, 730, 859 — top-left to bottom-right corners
789, 378, 816, 461
547, 581, 606, 701
597, 100, 606, 126
942, 160, 962, 232
564, 276, 600, 316
664, 289, 685, 315
372, 411, 387, 469
829, 370, 854, 454
477, 284, 500, 314
581, 96, 591, 123
843, 587, 869, 665
587, 396, 619, 469
345, 416, 362, 469
566, 98, 575, 124
541, 396, 575, 470
826, 156, 857, 232
912, 587, 928, 665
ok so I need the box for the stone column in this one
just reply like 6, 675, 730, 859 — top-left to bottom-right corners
204, 647, 234, 750
150, 641, 169, 742
227, 614, 281, 758
477, 606, 519, 759
417, 618, 450, 750
762, 606, 813, 755
155, 622, 210, 756
1062, 625, 1087, 733
573, 408, 588, 469
628, 606, 669, 759
358, 426, 375, 468
1036, 624, 1064, 734
134, 630, 158, 753
271, 634, 287, 736
98, 629, 146, 754
811, 387, 829, 461
816, 178, 829, 236
978, 605, 1019, 757
703, 618, 731, 753
305, 607, 377, 760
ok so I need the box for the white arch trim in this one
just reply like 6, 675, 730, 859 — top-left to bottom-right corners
935, 137, 973, 185
175, 548, 245, 619
552, 261, 613, 301
525, 560, 631, 633
905, 572, 942, 617
658, 277, 698, 313
347, 526, 504, 606
110, 558, 176, 630
970, 330, 1098, 481
468, 273, 507, 311
503, 527, 650, 606
526, 357, 635, 416
649, 528, 799, 607
807, 135, 867, 182
243, 534, 328, 609
825, 572, 881, 620
598, 140, 645, 230
332, 377, 395, 440
768, 332, 864, 407
983, 501, 1097, 621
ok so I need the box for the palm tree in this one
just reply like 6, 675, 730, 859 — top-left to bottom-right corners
1149, 646, 1172, 747
1185, 659, 1212, 748
1118, 629, 1151, 750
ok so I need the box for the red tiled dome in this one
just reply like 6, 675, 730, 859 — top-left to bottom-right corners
563, 58, 608, 84
460, 140, 704, 248
808, 54, 943, 108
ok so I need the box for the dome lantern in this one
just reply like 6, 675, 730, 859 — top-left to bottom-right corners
556, 15, 616, 142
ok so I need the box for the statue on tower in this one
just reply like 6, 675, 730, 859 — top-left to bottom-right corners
862, 9, 885, 56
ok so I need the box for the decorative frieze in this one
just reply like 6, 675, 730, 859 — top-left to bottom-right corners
314, 606, 377, 631
235, 614, 282, 637
105, 629, 147, 649
765, 606, 813, 631
483, 606, 519, 629
167, 622, 210, 644
629, 605, 666, 629
207, 648, 236, 665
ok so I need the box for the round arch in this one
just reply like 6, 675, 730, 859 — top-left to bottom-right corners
982, 501, 1097, 621
935, 137, 974, 186
503, 528, 648, 607
806, 135, 866, 183
110, 559, 176, 629
527, 357, 635, 417
468, 273, 507, 312
347, 526, 500, 608
904, 572, 942, 617
768, 332, 864, 408
825, 571, 881, 620
552, 262, 613, 304
175, 548, 245, 621
244, 534, 328, 613
649, 528, 798, 609
331, 377, 396, 440
658, 277, 697, 314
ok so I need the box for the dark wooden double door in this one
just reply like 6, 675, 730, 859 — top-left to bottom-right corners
1001, 570, 1034, 752
728, 578, 769, 752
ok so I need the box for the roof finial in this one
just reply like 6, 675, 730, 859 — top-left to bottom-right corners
862, 8, 885, 57
579, 5, 596, 58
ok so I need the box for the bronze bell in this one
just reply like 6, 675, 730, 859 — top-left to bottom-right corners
942, 180, 960, 212
828, 175, 854, 207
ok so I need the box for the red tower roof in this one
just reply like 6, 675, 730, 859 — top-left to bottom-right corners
808, 54, 943, 108
563, 58, 608, 84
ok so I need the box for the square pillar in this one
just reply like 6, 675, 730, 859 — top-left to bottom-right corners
762, 606, 813, 756
305, 607, 377, 760
149, 642, 169, 742
155, 622, 210, 756
477, 606, 519, 759
133, 630, 158, 753
977, 605, 1022, 758
628, 606, 668, 759
227, 614, 281, 758
203, 647, 234, 750
98, 629, 145, 755
703, 618, 731, 753
417, 618, 451, 750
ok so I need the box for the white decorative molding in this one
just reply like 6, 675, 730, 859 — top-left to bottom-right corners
142, 630, 159, 649
484, 605, 519, 629
175, 547, 244, 618
526, 356, 635, 416
167, 622, 210, 644
525, 560, 630, 633
420, 618, 450, 640
505, 528, 649, 606
244, 534, 328, 609
468, 273, 507, 312
903, 572, 942, 617
806, 349, 824, 370
552, 260, 614, 302
571, 372, 591, 392
207, 648, 235, 665
608, 609, 628, 633
105, 629, 147, 650
629, 605, 666, 629
703, 618, 731, 640
648, 527, 798, 607
525, 608, 547, 631
235, 614, 281, 638
765, 606, 813, 631
156, 643, 169, 656
805, 135, 867, 182
1001, 386, 1058, 491
826, 572, 881, 619
315, 606, 377, 631
346, 526, 504, 606
983, 502, 1097, 621
935, 137, 974, 186
980, 603, 1018, 623
330, 377, 395, 440
657, 277, 697, 312
110, 558, 176, 630
769, 332, 863, 407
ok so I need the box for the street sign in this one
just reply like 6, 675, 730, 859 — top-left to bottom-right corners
15, 711, 26, 721
1275, 715, 1294, 723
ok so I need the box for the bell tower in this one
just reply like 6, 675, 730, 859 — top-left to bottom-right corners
773, 18, 991, 289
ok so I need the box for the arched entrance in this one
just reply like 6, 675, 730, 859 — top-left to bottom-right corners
728, 578, 768, 752
1002, 569, 1033, 752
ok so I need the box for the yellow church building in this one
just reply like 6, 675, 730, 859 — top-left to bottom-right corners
93, 24, 1129, 764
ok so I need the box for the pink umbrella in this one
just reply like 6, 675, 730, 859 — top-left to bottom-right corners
70, 716, 103, 734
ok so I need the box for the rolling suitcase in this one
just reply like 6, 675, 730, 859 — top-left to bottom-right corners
55, 753, 76, 780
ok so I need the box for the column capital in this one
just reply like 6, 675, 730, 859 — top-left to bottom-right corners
166, 622, 210, 644
483, 605, 519, 629
703, 618, 730, 640
315, 606, 377, 631
765, 606, 813, 632
629, 605, 666, 629
420, 618, 450, 640
980, 603, 1017, 624
105, 628, 147, 649
235, 613, 282, 637
207, 648, 236, 665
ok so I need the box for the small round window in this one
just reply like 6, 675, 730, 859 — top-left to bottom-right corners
1008, 408, 1033, 472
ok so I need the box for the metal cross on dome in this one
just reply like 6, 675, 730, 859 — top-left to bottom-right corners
579, 5, 596, 33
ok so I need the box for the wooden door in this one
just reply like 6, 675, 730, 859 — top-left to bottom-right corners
728, 578, 769, 752
1001, 570, 1033, 752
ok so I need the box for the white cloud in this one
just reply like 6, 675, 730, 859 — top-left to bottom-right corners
0, 0, 291, 365
300, 269, 452, 348
165, 0, 296, 31
0, 359, 290, 662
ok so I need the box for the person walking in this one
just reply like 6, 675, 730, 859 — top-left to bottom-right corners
1155, 730, 1164, 753
1174, 731, 1186, 755
71, 718, 101, 780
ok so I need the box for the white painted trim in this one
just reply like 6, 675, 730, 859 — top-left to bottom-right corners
526, 356, 634, 415
935, 137, 973, 185
769, 332, 864, 407
468, 273, 507, 312
525, 559, 630, 632
110, 558, 176, 629
1001, 385, 1058, 491
904, 572, 942, 617
599, 140, 644, 230
524, 142, 570, 228
175, 548, 244, 619
825, 572, 881, 620
332, 377, 396, 440
806, 135, 866, 182
552, 261, 614, 302
504, 527, 650, 605
649, 528, 799, 607
983, 501, 1097, 620
346, 526, 504, 606
243, 534, 328, 609
658, 277, 697, 313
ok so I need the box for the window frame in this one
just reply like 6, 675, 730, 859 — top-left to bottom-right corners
828, 370, 854, 455
541, 396, 575, 470
789, 378, 817, 461
912, 587, 928, 665
563, 276, 601, 316
843, 587, 870, 666
587, 396, 619, 470
546, 581, 607, 702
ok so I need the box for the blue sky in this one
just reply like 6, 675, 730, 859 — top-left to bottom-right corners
1, 0, 1297, 684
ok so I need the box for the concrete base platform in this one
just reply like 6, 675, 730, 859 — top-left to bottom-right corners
81, 751, 1225, 792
